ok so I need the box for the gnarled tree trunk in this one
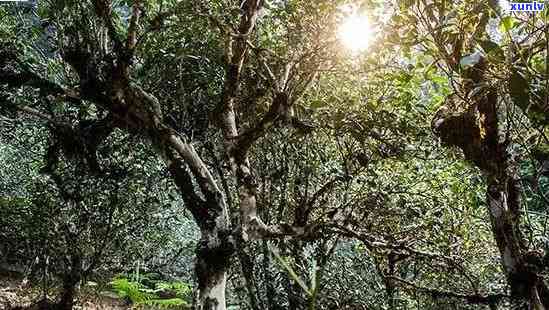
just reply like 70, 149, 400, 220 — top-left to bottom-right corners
433, 58, 549, 309
162, 137, 234, 310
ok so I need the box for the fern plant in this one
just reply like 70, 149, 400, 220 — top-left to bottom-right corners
110, 277, 156, 304
110, 276, 190, 308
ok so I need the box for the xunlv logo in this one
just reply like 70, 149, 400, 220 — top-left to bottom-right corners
509, 1, 545, 11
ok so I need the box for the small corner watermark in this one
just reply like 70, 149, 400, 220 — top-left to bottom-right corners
508, 1, 545, 12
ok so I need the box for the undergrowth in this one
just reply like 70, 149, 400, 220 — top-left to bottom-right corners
110, 273, 191, 309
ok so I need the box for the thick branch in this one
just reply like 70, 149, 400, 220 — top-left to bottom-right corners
165, 132, 223, 204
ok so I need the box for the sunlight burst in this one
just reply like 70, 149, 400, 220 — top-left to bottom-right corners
338, 15, 373, 52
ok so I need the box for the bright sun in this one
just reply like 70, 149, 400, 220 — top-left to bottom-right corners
338, 15, 373, 52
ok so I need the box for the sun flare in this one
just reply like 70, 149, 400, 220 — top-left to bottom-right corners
338, 15, 373, 52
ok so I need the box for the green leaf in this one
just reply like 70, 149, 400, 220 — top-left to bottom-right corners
500, 16, 515, 32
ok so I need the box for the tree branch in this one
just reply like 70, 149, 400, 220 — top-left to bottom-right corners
91, 0, 123, 52
126, 0, 142, 52
389, 276, 508, 305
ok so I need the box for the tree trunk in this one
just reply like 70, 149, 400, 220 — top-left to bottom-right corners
165, 152, 233, 310
192, 206, 233, 310
195, 243, 229, 310
56, 255, 82, 310
433, 58, 549, 309
487, 179, 549, 309
56, 278, 78, 310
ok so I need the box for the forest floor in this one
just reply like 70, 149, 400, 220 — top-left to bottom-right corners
0, 272, 127, 310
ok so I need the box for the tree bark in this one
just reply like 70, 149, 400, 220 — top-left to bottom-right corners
215, 0, 271, 242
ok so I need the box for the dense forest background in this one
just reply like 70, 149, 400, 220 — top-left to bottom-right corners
1, 0, 549, 309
